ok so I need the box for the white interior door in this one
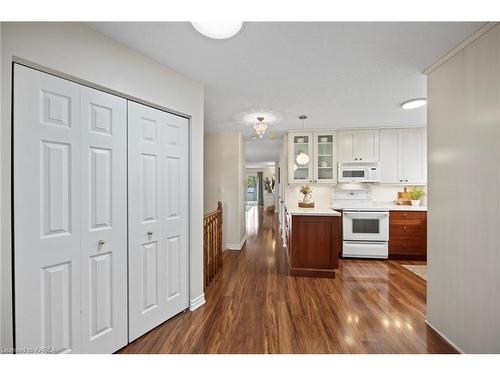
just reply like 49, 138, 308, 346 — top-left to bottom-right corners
14, 65, 82, 353
80, 86, 128, 353
128, 101, 189, 342
14, 64, 128, 353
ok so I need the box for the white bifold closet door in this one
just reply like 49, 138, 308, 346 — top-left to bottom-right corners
13, 65, 128, 353
127, 101, 189, 342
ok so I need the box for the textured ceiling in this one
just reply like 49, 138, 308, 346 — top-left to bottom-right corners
88, 21, 484, 162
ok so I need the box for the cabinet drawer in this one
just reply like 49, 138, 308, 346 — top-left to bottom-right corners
389, 224, 425, 239
390, 211, 426, 221
389, 238, 426, 254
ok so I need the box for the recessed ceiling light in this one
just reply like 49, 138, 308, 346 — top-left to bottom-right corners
191, 22, 243, 39
401, 98, 427, 110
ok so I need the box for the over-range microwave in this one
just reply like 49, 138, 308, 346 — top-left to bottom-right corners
338, 161, 381, 183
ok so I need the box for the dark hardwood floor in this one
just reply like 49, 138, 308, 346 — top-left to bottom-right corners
119, 206, 456, 354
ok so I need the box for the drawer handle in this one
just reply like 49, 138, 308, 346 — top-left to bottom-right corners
403, 226, 407, 230
402, 213, 407, 217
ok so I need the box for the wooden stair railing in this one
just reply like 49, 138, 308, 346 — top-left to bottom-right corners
203, 201, 223, 289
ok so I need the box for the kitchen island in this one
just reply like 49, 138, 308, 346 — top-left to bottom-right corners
285, 206, 342, 278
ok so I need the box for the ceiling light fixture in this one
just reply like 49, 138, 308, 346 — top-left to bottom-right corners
254, 117, 268, 138
191, 22, 243, 39
296, 115, 309, 165
401, 98, 427, 110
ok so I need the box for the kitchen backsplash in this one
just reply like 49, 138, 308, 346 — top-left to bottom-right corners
285, 183, 427, 207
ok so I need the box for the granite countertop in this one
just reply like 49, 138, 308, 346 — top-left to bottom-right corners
286, 205, 342, 216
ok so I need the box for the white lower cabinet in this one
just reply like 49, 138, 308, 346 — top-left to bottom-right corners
13, 64, 189, 353
379, 128, 427, 184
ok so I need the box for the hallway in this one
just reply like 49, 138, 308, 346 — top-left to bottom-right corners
120, 206, 455, 354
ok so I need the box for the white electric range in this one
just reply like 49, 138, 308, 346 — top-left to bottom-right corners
332, 189, 389, 259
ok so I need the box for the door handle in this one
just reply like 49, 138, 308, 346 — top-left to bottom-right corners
147, 231, 153, 236
98, 239, 106, 246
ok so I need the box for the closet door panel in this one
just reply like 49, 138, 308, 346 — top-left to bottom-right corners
14, 64, 82, 353
128, 102, 189, 342
128, 102, 166, 341
162, 114, 189, 313
80, 87, 128, 353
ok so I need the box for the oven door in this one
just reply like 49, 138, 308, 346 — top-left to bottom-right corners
343, 211, 389, 241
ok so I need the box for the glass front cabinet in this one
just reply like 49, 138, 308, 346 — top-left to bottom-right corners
288, 131, 337, 185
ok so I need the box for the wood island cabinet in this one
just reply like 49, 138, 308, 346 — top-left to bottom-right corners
286, 212, 341, 278
388, 211, 427, 260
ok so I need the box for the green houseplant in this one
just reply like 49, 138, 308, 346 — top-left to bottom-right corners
410, 187, 426, 207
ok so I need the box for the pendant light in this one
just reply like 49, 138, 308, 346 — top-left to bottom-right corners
296, 115, 309, 165
254, 116, 268, 138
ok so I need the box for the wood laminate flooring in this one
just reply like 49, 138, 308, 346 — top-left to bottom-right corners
119, 206, 456, 354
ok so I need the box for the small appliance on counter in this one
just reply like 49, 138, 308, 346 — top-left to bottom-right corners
332, 189, 389, 259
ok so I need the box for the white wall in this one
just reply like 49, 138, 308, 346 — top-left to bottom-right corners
204, 131, 246, 249
427, 24, 500, 353
0, 22, 205, 349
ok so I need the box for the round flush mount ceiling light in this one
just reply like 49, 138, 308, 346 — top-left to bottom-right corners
401, 98, 427, 110
191, 22, 243, 39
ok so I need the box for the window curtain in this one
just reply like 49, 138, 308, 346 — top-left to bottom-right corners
257, 171, 264, 206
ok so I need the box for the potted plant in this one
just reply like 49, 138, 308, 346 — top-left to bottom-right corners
264, 177, 275, 194
410, 187, 426, 207
299, 185, 313, 205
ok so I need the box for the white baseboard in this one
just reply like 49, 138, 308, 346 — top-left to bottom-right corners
425, 320, 464, 353
189, 294, 206, 311
225, 235, 247, 250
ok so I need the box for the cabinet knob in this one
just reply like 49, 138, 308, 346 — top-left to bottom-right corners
403, 226, 407, 230
98, 239, 106, 246
405, 179, 408, 182
402, 243, 407, 247
400, 179, 403, 182
355, 158, 358, 160
147, 231, 153, 236
402, 213, 407, 217
360, 158, 363, 160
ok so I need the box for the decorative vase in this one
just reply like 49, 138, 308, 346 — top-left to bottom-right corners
302, 193, 312, 204
411, 199, 420, 207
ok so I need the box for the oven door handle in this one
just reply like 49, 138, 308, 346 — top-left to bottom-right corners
343, 211, 388, 218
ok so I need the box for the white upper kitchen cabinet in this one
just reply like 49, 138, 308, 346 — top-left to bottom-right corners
403, 128, 427, 184
380, 129, 404, 183
288, 132, 314, 184
379, 128, 427, 184
338, 129, 380, 162
313, 131, 336, 184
